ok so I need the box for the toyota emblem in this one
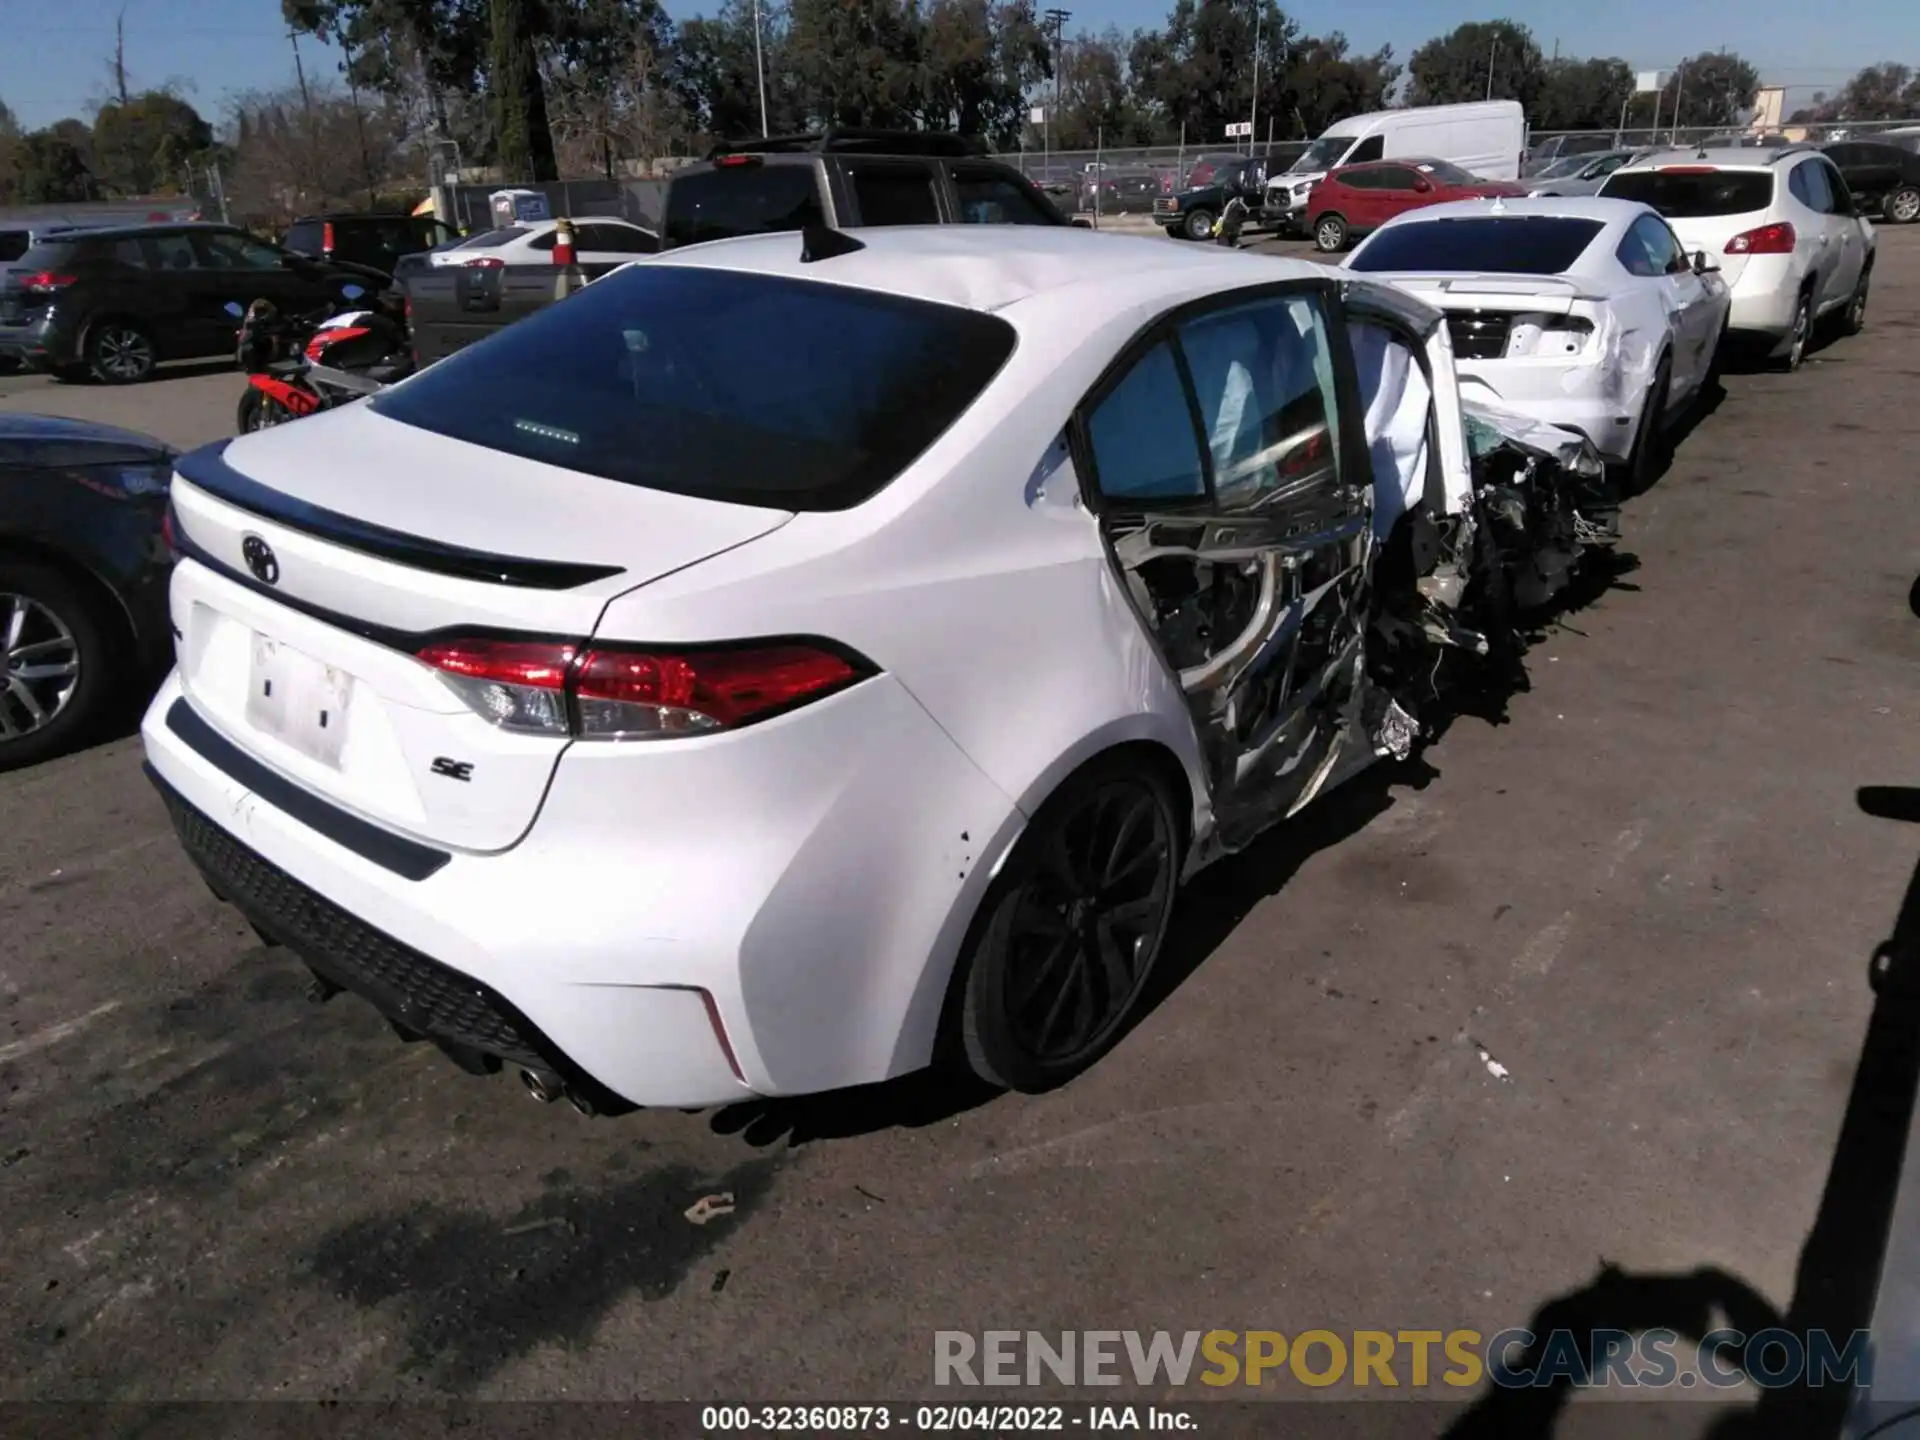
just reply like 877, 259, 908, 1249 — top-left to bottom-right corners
241, 535, 280, 586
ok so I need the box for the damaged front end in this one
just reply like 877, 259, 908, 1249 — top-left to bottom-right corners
1461, 399, 1617, 614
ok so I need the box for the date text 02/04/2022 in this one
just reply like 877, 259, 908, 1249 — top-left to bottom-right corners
699, 1404, 1195, 1431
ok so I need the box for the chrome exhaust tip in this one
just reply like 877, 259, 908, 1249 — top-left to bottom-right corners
520, 1068, 562, 1103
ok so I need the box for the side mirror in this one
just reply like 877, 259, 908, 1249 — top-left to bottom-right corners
1070, 217, 1094, 230
1691, 250, 1719, 276
1413, 178, 1433, 193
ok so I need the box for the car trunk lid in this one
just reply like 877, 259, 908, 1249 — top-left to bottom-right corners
166, 405, 792, 852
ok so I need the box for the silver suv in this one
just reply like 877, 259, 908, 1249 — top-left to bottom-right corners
1601, 146, 1875, 370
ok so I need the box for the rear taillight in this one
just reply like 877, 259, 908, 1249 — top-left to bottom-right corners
713, 154, 762, 169
321, 221, 336, 254
19, 271, 77, 294
461, 255, 505, 269
414, 637, 871, 739
160, 506, 181, 559
1725, 222, 1795, 255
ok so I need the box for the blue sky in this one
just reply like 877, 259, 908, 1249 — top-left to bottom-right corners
2, 0, 1909, 130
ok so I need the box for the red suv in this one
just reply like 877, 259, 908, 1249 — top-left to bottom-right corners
1306, 158, 1527, 252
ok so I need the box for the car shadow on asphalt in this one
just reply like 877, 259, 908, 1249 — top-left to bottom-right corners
1434, 776, 1920, 1439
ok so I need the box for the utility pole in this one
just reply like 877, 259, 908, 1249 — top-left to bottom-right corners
1672, 62, 1687, 143
1043, 8, 1071, 163
1248, 2, 1261, 159
1485, 34, 1500, 101
751, 0, 768, 137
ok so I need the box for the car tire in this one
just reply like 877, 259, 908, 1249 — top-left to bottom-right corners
1313, 214, 1349, 252
1886, 186, 1920, 225
1841, 271, 1870, 336
1183, 208, 1216, 242
1617, 354, 1672, 498
1777, 289, 1815, 373
0, 559, 116, 773
86, 320, 156, 385
956, 756, 1182, 1094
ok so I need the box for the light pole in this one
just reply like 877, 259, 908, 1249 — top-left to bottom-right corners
751, 0, 769, 137
1248, 3, 1262, 158
1486, 34, 1500, 101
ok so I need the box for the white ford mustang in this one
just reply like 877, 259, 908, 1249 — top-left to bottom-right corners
144, 224, 1599, 1114
1344, 197, 1732, 487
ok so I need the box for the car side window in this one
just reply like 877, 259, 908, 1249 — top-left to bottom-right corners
1346, 136, 1385, 165
1085, 341, 1207, 504
1820, 159, 1855, 214
1177, 293, 1344, 508
950, 167, 1054, 225
194, 231, 285, 270
1338, 169, 1383, 190
0, 231, 30, 263
1790, 160, 1832, 213
111, 239, 147, 269
1372, 166, 1423, 191
143, 233, 199, 272
284, 221, 322, 255
844, 161, 942, 226
591, 224, 658, 254
1630, 215, 1688, 276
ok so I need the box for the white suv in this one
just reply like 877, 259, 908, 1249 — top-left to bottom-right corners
1600, 147, 1875, 370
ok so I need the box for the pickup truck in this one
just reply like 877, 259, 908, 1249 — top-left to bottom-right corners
405, 128, 1078, 366
1152, 145, 1309, 242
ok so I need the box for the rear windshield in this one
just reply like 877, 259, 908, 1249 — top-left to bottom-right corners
663, 165, 825, 248
371, 263, 1017, 511
1350, 217, 1604, 275
1601, 169, 1773, 217
14, 241, 81, 269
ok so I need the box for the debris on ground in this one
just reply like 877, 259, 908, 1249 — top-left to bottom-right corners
685, 1192, 737, 1225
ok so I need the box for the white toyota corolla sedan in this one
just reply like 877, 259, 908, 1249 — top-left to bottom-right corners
1344, 197, 1731, 487
144, 225, 1485, 1113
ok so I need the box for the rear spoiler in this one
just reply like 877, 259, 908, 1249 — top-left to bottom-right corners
1370, 272, 1608, 305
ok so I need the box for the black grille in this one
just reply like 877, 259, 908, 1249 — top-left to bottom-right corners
1446, 311, 1514, 361
153, 777, 548, 1071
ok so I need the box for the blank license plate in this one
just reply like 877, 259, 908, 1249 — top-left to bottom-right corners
245, 634, 351, 768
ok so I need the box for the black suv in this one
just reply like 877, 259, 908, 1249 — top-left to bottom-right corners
1820, 141, 1920, 225
660, 128, 1078, 248
283, 211, 457, 276
0, 223, 387, 384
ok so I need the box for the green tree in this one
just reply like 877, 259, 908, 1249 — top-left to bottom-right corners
1658, 50, 1760, 130
783, 0, 927, 129
670, 0, 804, 140
1837, 62, 1920, 121
488, 0, 559, 178
90, 92, 213, 195
11, 128, 94, 202
1534, 56, 1633, 131
1284, 32, 1398, 138
919, 0, 1052, 146
1052, 28, 1157, 148
1408, 19, 1544, 109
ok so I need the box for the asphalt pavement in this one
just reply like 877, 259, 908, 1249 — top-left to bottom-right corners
3, 232, 1920, 1432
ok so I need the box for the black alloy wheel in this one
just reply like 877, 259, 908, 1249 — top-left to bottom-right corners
958, 762, 1181, 1093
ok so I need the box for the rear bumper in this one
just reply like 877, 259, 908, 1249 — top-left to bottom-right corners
141, 663, 1023, 1109
1455, 362, 1642, 463
1726, 256, 1804, 337
0, 313, 72, 368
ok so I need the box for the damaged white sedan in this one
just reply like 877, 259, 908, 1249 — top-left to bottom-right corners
145, 225, 1605, 1114
1345, 197, 1730, 487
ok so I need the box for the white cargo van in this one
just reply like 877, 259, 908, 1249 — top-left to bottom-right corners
1265, 101, 1526, 224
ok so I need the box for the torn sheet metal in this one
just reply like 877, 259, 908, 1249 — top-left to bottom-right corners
1461, 400, 1606, 477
